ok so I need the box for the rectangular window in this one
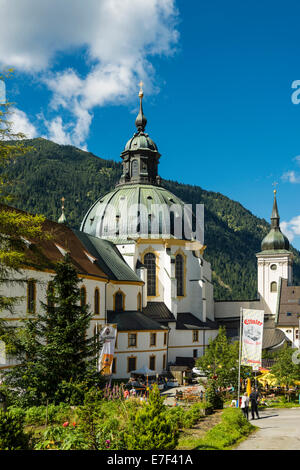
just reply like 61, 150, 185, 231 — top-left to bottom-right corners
112, 358, 116, 374
150, 332, 156, 346
128, 333, 137, 347
296, 330, 299, 340
149, 356, 156, 371
163, 354, 166, 370
193, 330, 199, 342
27, 280, 36, 314
193, 349, 198, 358
163, 332, 167, 345
128, 357, 136, 373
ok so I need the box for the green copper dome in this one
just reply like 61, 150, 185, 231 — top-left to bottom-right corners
80, 87, 195, 243
261, 191, 290, 252
80, 184, 191, 243
125, 133, 158, 152
261, 228, 290, 251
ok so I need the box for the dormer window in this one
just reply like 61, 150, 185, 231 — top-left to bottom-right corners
84, 251, 97, 264
55, 243, 68, 257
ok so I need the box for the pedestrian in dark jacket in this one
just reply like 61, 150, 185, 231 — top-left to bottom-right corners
249, 388, 260, 419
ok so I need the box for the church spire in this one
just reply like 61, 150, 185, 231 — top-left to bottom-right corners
271, 189, 280, 229
260, 188, 290, 252
135, 81, 147, 132
58, 197, 67, 224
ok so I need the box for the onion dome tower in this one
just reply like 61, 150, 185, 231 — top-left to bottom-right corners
256, 189, 293, 314
261, 190, 290, 252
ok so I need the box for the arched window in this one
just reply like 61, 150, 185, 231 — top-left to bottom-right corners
114, 291, 124, 312
144, 252, 156, 296
27, 280, 36, 313
94, 288, 100, 315
80, 286, 87, 307
47, 281, 55, 311
137, 292, 142, 311
270, 281, 277, 293
175, 254, 184, 297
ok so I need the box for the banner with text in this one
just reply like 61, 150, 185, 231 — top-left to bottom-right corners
98, 325, 117, 375
241, 309, 264, 371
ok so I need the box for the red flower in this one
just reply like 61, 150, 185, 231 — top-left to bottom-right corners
63, 421, 69, 427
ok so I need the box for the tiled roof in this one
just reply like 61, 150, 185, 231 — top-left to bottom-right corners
74, 230, 142, 282
107, 310, 168, 331
1, 204, 108, 279
276, 279, 300, 327
176, 312, 219, 330
143, 302, 176, 322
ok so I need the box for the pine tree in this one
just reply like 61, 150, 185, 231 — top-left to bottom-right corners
125, 384, 178, 450
2, 254, 103, 405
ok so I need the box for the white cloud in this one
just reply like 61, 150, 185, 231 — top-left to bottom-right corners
294, 155, 300, 165
10, 107, 38, 138
281, 216, 300, 242
0, 0, 179, 147
281, 170, 300, 184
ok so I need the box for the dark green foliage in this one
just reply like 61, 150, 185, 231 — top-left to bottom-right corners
0, 409, 31, 450
2, 254, 103, 406
2, 138, 300, 300
205, 379, 224, 410
125, 384, 179, 450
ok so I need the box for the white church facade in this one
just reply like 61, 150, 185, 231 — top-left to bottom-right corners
0, 88, 299, 379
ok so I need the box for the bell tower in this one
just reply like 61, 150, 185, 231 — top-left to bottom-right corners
256, 190, 293, 314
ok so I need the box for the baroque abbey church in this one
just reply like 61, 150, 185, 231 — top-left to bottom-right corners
0, 87, 299, 378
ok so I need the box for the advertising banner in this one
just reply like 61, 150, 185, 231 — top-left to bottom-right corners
241, 309, 264, 370
98, 325, 117, 375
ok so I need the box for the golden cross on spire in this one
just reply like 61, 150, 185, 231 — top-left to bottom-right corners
272, 181, 278, 195
138, 80, 144, 98
61, 197, 65, 209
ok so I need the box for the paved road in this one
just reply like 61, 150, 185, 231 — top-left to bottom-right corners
236, 408, 300, 450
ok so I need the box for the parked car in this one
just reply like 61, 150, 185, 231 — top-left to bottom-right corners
192, 367, 206, 377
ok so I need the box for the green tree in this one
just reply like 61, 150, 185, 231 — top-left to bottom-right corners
271, 347, 300, 393
125, 384, 178, 450
2, 255, 103, 406
196, 326, 250, 390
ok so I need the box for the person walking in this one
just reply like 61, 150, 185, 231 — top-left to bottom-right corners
249, 387, 260, 420
241, 392, 250, 420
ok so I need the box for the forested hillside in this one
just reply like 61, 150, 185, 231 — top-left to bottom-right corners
3, 138, 300, 300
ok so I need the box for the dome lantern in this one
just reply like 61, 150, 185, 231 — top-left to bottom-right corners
118, 83, 161, 187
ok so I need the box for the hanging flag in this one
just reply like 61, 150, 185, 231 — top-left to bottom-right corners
98, 325, 117, 375
241, 309, 264, 371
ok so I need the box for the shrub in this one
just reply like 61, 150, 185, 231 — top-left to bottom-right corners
125, 384, 178, 450
0, 409, 31, 450
35, 423, 88, 450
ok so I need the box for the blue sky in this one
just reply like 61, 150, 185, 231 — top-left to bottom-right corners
1, 0, 300, 248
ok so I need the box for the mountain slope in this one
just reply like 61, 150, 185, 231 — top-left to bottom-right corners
3, 138, 300, 300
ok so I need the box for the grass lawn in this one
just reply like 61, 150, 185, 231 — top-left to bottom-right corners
177, 408, 257, 450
